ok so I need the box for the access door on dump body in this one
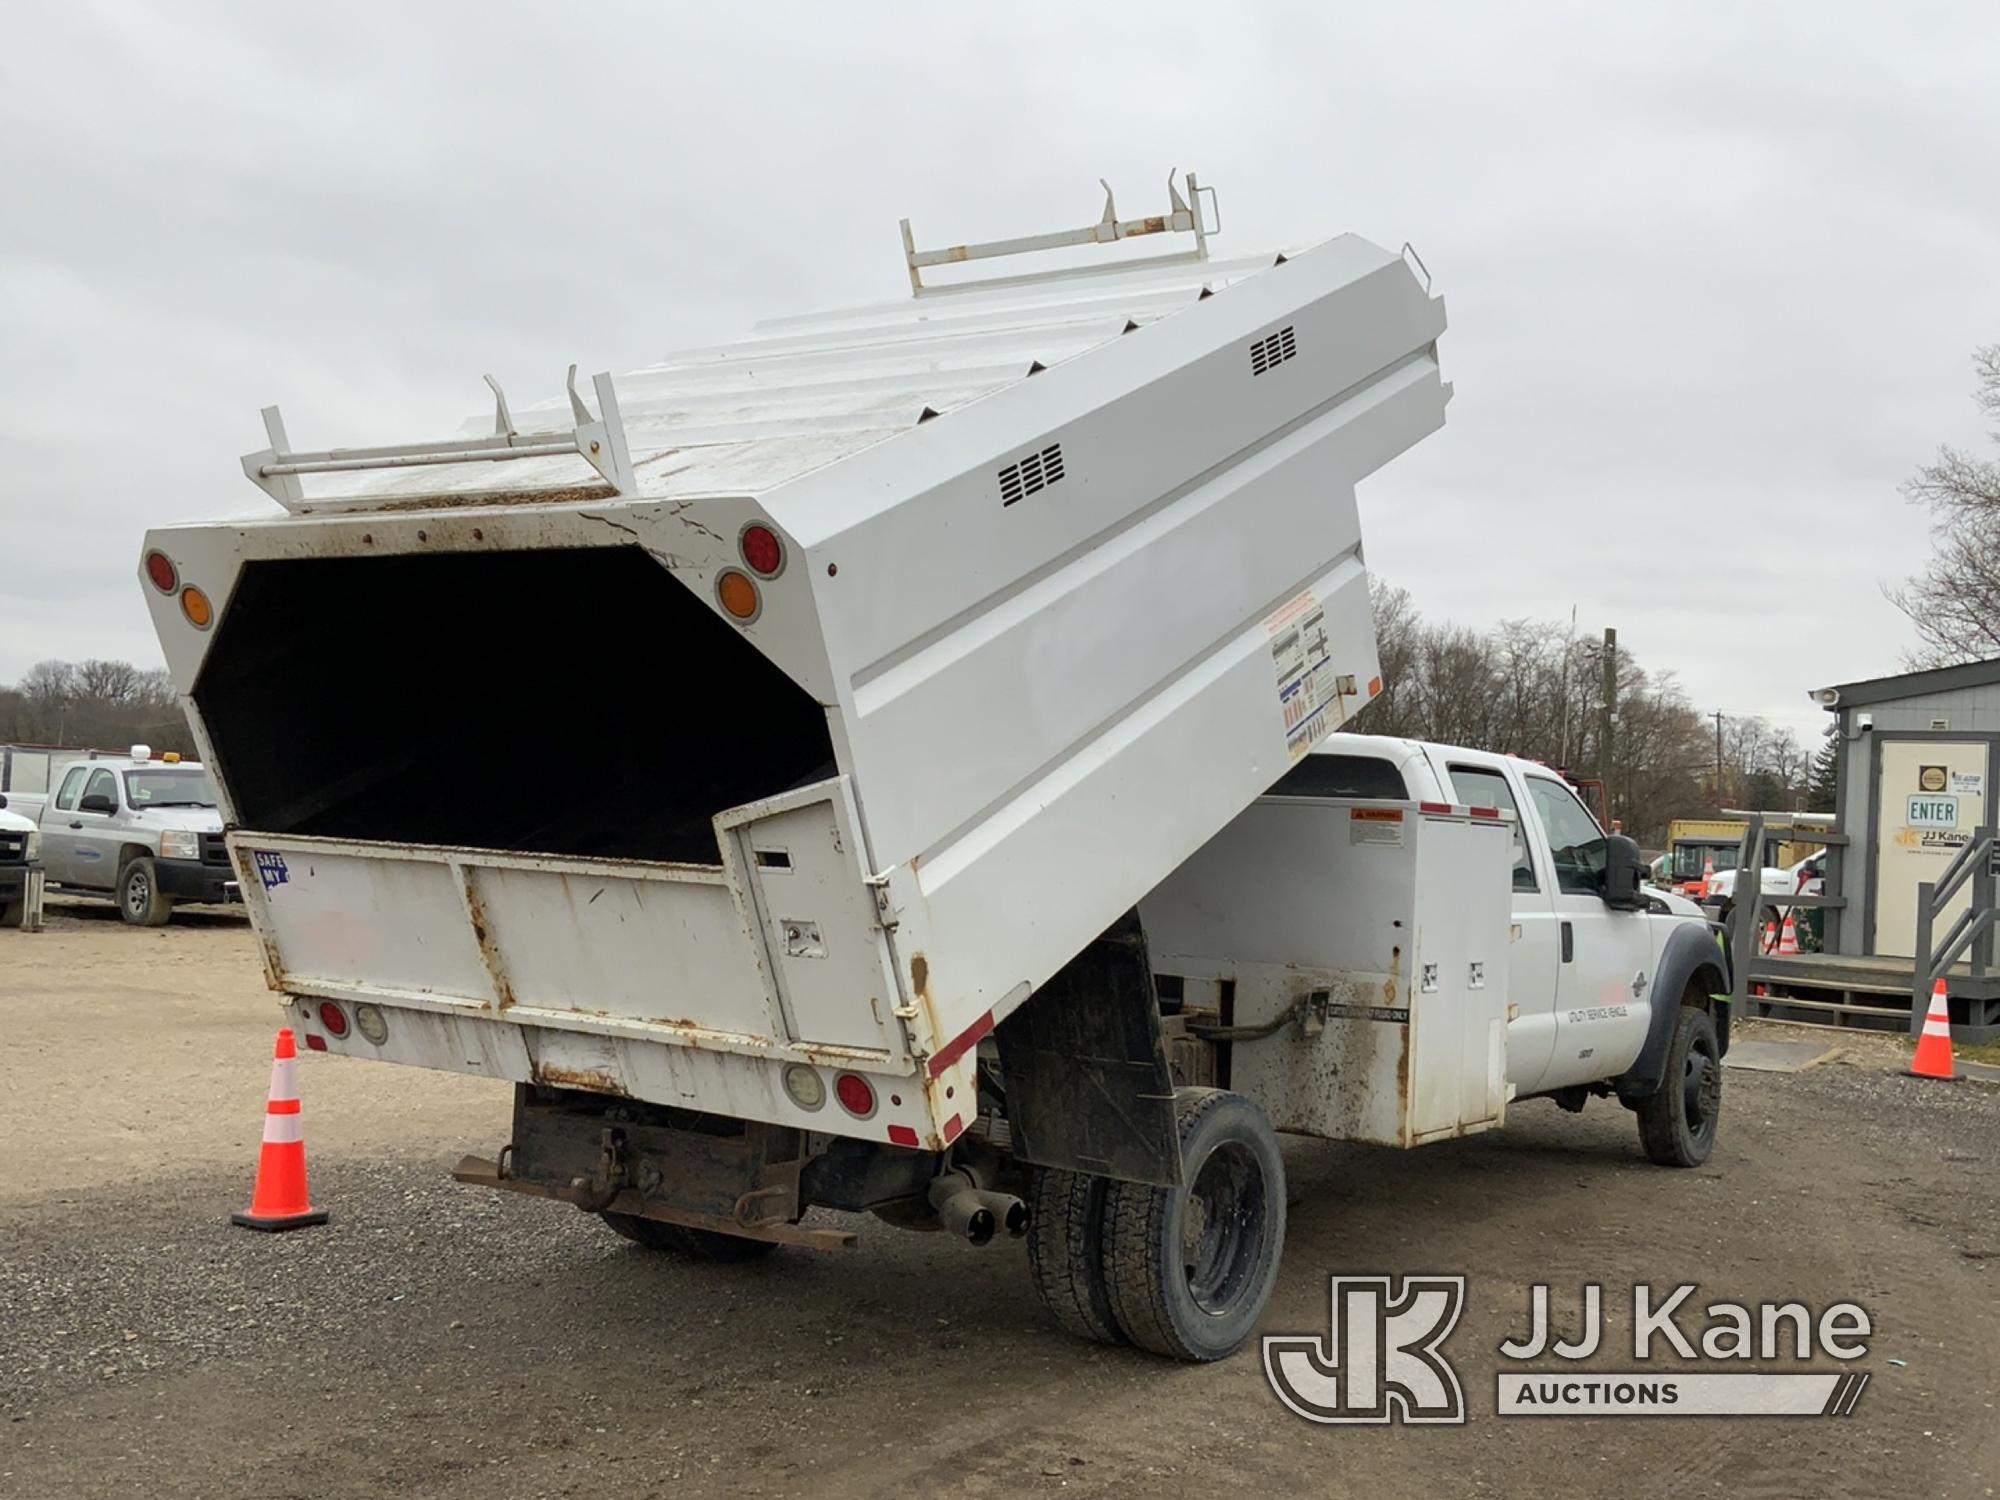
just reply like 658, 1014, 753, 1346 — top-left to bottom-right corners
722, 777, 908, 1059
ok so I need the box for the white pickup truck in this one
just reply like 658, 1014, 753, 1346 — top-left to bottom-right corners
137, 176, 1727, 1362
0, 796, 42, 928
6, 748, 237, 924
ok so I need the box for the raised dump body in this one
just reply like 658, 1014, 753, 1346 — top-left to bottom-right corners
140, 182, 1451, 1157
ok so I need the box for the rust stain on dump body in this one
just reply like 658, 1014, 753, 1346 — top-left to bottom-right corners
531, 1063, 629, 1097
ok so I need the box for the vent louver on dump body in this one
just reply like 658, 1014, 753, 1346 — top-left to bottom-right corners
999, 443, 1066, 507
1250, 325, 1298, 376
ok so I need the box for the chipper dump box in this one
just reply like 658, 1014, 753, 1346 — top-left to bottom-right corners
142, 175, 1453, 1353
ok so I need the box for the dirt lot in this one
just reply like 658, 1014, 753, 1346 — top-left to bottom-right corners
5, 904, 2000, 1499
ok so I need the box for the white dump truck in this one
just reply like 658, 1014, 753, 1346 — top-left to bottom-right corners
140, 175, 1727, 1361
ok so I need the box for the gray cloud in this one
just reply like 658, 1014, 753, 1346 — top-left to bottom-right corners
4, 0, 1996, 741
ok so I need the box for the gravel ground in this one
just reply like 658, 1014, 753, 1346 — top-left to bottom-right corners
5, 910, 2000, 1497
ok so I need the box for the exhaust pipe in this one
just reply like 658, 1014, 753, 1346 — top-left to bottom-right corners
973, 1189, 1028, 1238
928, 1171, 996, 1245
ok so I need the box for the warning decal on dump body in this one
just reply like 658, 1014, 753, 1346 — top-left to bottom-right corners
1265, 588, 1343, 760
1349, 807, 1405, 847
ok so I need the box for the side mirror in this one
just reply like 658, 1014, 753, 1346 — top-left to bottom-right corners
1601, 833, 1647, 910
79, 792, 117, 815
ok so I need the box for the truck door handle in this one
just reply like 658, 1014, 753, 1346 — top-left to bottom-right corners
1560, 920, 1574, 963
69, 821, 83, 830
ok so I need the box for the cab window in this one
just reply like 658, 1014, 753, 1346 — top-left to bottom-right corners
82, 768, 118, 811
55, 766, 87, 811
1268, 753, 1408, 799
1524, 776, 1608, 896
1447, 764, 1538, 892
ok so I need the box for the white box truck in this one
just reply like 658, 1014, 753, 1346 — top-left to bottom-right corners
139, 175, 1727, 1360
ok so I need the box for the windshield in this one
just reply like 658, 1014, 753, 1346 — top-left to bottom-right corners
124, 768, 217, 809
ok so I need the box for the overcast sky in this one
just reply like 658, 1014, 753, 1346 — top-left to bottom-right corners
4, 2, 1996, 743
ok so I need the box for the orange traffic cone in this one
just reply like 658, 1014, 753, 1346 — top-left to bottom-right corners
232, 1028, 330, 1231
1910, 980, 1956, 1082
1701, 856, 1717, 897
1777, 913, 1801, 955
1761, 919, 1777, 954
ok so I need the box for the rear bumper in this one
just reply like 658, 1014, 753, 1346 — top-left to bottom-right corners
156, 857, 241, 904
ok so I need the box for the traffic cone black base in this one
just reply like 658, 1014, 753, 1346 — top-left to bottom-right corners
230, 1207, 331, 1232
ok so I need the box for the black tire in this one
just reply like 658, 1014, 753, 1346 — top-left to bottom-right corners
1637, 1005, 1722, 1167
1026, 1168, 1124, 1345
0, 900, 22, 930
598, 1211, 779, 1262
1100, 1089, 1286, 1362
118, 857, 172, 927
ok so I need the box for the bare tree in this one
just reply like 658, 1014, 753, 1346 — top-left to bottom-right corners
1355, 585, 1802, 846
1888, 344, 2000, 666
0, 658, 193, 754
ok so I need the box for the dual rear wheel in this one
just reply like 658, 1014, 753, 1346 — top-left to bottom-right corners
1027, 1088, 1286, 1363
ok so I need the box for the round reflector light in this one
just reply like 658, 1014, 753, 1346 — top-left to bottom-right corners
782, 1063, 826, 1111
715, 569, 760, 622
144, 550, 178, 593
318, 1000, 349, 1038
353, 1003, 389, 1046
834, 1072, 876, 1119
180, 585, 214, 629
740, 523, 784, 578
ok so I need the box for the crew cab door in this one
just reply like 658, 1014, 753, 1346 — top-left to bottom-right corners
64, 767, 128, 889
1434, 755, 1560, 1095
1519, 774, 1655, 1091
40, 766, 95, 886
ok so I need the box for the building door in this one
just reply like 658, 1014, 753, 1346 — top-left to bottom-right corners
1872, 739, 1990, 958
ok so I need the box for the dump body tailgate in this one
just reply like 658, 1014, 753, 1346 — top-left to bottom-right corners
234, 776, 909, 1067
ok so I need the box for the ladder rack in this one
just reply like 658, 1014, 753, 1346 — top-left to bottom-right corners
900, 169, 1219, 296
241, 365, 634, 510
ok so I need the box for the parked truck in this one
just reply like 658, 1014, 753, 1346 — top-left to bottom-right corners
0, 794, 43, 929
138, 175, 1727, 1361
6, 747, 237, 924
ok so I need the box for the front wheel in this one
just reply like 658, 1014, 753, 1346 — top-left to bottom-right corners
1100, 1089, 1286, 1362
1637, 1005, 1722, 1167
118, 857, 172, 927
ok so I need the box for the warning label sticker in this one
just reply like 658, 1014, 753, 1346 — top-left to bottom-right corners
1349, 807, 1405, 846
1266, 588, 1344, 760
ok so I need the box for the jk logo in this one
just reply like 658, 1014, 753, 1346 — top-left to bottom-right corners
1263, 1276, 1468, 1424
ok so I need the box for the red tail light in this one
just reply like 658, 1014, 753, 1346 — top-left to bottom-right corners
317, 1001, 349, 1038
144, 550, 178, 593
834, 1073, 876, 1118
740, 523, 784, 578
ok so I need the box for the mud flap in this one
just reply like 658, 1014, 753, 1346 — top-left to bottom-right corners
994, 909, 1182, 1187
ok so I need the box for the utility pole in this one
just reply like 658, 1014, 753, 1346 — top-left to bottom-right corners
1598, 627, 1616, 816
1712, 711, 1726, 798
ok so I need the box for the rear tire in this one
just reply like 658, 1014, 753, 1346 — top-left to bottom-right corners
118, 857, 172, 927
1637, 1005, 1722, 1167
599, 1211, 780, 1262
1100, 1089, 1286, 1362
0, 900, 22, 929
1026, 1167, 1124, 1345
